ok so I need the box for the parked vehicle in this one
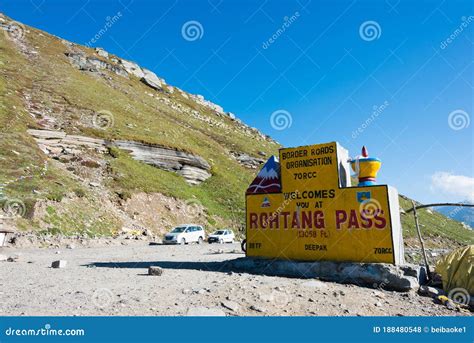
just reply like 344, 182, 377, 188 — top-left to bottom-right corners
163, 225, 205, 245
208, 229, 235, 244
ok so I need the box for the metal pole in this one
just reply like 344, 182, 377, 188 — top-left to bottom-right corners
406, 202, 474, 213
411, 200, 431, 280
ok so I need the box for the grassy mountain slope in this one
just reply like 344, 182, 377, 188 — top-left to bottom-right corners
0, 14, 472, 247
0, 14, 277, 234
398, 196, 472, 247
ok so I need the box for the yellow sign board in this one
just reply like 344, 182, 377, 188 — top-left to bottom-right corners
246, 142, 403, 265
280, 142, 340, 191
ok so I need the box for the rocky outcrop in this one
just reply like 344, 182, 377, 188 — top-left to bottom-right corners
27, 129, 211, 185
113, 141, 211, 185
141, 69, 164, 90
119, 59, 144, 78
28, 129, 107, 153
65, 52, 128, 77
95, 47, 108, 58
230, 151, 265, 169
66, 48, 167, 92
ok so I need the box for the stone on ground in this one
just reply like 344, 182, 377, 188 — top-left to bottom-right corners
148, 266, 164, 276
221, 300, 240, 312
51, 260, 67, 268
418, 285, 444, 298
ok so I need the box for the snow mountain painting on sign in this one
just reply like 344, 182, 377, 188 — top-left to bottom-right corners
246, 156, 282, 195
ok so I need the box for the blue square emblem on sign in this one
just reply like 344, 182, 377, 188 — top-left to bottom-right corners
357, 191, 371, 203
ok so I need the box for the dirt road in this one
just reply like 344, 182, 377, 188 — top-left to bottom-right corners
0, 242, 468, 316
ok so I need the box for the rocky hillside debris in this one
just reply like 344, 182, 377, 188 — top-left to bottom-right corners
188, 108, 229, 129
230, 151, 265, 169
178, 89, 189, 99
5, 229, 153, 249
0, 16, 38, 58
0, 16, 17, 33
65, 52, 128, 77
117, 225, 154, 240
187, 94, 245, 123
120, 192, 216, 236
191, 94, 224, 114
114, 141, 211, 185
27, 129, 211, 185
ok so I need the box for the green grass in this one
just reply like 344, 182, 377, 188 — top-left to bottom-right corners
0, 32, 85, 213
38, 202, 121, 237
399, 196, 473, 247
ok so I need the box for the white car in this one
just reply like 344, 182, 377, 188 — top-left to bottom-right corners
163, 225, 205, 245
208, 229, 235, 244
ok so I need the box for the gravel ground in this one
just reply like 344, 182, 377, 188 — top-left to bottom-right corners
0, 242, 470, 316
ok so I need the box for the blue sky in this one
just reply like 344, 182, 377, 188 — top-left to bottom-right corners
1, 0, 473, 204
